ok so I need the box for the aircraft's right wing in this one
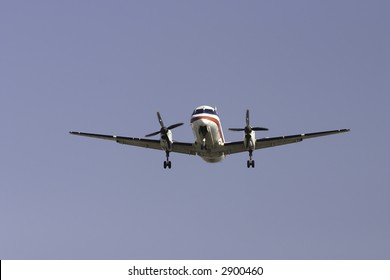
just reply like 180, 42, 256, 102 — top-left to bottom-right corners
222, 129, 350, 155
69, 131, 197, 155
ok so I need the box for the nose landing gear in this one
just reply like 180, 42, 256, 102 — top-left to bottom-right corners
201, 138, 207, 150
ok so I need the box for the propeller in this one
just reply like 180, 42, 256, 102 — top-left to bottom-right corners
145, 112, 184, 138
229, 110, 268, 134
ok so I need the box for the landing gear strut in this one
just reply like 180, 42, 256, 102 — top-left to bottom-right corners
164, 151, 172, 169
247, 150, 255, 168
201, 138, 207, 150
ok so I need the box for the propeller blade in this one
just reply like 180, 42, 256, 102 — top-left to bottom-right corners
168, 123, 184, 130
145, 131, 161, 137
229, 128, 245, 131
252, 127, 269, 131
157, 112, 165, 128
246, 109, 250, 127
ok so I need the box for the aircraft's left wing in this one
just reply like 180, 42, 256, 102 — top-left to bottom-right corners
69, 132, 197, 155
222, 129, 350, 155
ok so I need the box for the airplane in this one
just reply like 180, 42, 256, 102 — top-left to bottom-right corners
70, 105, 350, 169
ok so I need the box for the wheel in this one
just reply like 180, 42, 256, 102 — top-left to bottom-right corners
164, 161, 171, 169
247, 160, 255, 168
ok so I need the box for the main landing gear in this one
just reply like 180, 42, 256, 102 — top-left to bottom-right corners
247, 150, 255, 168
164, 151, 172, 169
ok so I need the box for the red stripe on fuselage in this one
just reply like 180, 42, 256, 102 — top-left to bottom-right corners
191, 115, 225, 143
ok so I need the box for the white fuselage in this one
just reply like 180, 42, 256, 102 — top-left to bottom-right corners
190, 106, 226, 163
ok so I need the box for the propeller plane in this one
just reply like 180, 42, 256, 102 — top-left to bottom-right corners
70, 105, 349, 169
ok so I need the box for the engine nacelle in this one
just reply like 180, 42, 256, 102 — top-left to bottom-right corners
244, 130, 256, 151
160, 129, 173, 151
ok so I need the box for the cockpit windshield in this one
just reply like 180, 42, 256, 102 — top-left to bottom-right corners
192, 107, 217, 115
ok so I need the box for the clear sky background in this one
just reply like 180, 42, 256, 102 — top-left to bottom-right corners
1, 0, 389, 259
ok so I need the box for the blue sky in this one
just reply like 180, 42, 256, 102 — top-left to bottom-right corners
1, 0, 389, 259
